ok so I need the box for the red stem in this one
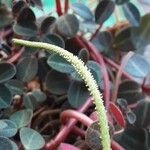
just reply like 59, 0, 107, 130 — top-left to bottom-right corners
103, 57, 133, 80
111, 140, 125, 150
71, 126, 85, 138
3, 29, 13, 38
7, 48, 25, 63
111, 52, 134, 103
90, 25, 102, 41
73, 37, 87, 49
60, 109, 93, 127
55, 0, 63, 16
64, 0, 69, 14
45, 97, 93, 150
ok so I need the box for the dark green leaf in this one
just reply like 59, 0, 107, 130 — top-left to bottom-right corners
10, 109, 33, 128
40, 16, 56, 34
10, 140, 18, 150
0, 136, 17, 150
78, 48, 89, 64
30, 0, 43, 10
70, 71, 82, 82
123, 2, 140, 27
114, 128, 147, 150
113, 27, 136, 52
85, 121, 114, 150
137, 13, 150, 44
42, 34, 65, 48
0, 85, 12, 109
17, 6, 36, 24
13, 7, 37, 36
12, 0, 26, 16
20, 127, 45, 150
5, 79, 24, 95
38, 57, 50, 81
0, 119, 17, 137
56, 14, 79, 38
124, 54, 150, 83
0, 4, 13, 29
16, 57, 38, 82
134, 100, 150, 128
79, 21, 96, 33
23, 93, 37, 110
13, 22, 37, 37
68, 81, 89, 108
92, 31, 112, 53
72, 3, 94, 20
131, 14, 150, 50
32, 89, 47, 102
45, 70, 70, 95
0, 63, 16, 84
47, 54, 74, 74
95, 0, 115, 24
23, 90, 46, 110
118, 80, 145, 104
126, 111, 136, 124
85, 121, 102, 150
0, 43, 11, 55
115, 0, 129, 5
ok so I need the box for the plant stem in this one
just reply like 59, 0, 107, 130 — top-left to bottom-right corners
13, 39, 111, 150
7, 47, 25, 63
103, 57, 133, 80
90, 24, 102, 41
45, 97, 93, 150
111, 52, 134, 103
55, 0, 63, 16
72, 126, 85, 138
60, 110, 93, 126
64, 0, 69, 14
111, 140, 125, 150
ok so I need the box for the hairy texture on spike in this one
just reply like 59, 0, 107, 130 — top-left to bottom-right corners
12, 38, 111, 150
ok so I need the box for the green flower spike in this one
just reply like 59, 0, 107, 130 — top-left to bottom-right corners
12, 39, 111, 150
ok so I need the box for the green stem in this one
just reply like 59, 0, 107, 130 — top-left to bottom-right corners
12, 39, 111, 150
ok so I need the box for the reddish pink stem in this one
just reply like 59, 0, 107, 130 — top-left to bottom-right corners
90, 25, 102, 41
111, 140, 125, 150
103, 57, 133, 80
64, 0, 69, 14
60, 109, 93, 127
7, 48, 25, 63
71, 126, 85, 138
55, 0, 63, 16
3, 29, 13, 38
45, 98, 93, 150
111, 52, 134, 102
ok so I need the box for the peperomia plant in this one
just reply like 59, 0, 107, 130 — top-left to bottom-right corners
12, 38, 111, 150
0, 0, 150, 150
